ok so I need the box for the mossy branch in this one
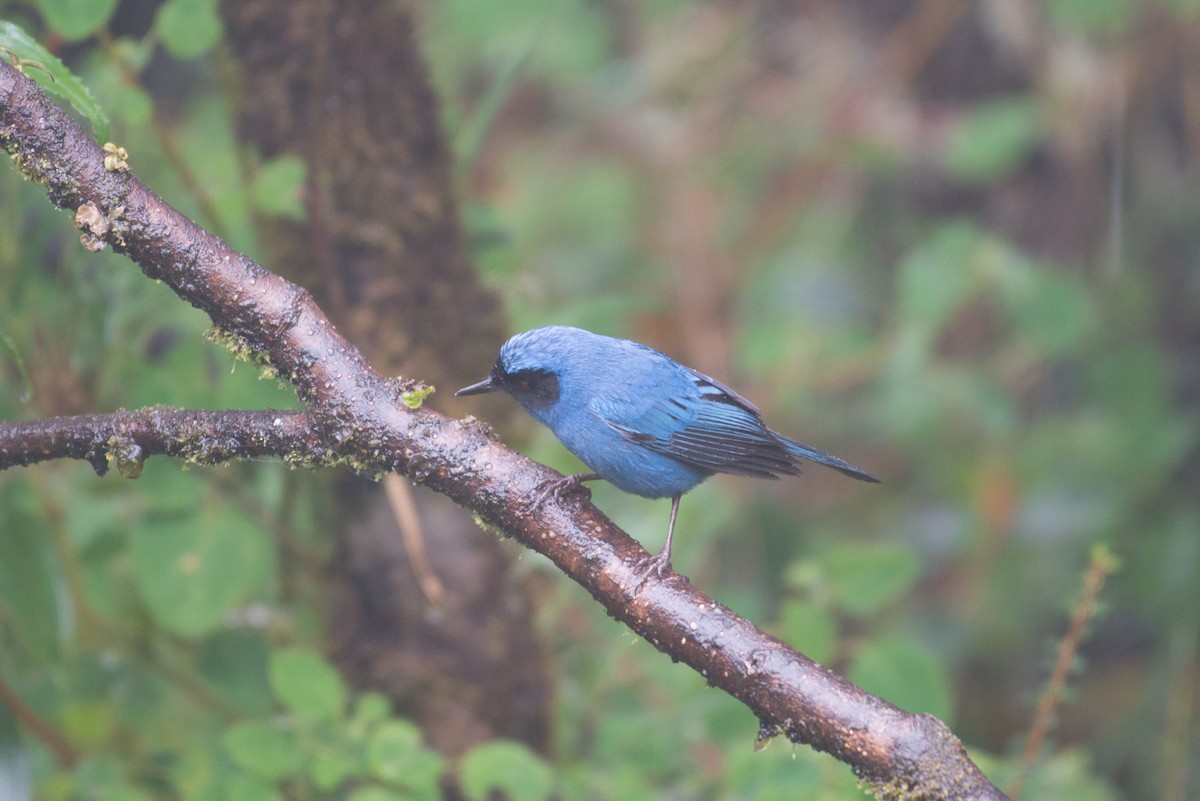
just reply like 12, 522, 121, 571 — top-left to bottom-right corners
0, 58, 1008, 801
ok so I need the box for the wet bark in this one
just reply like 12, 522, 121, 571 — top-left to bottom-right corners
0, 58, 1009, 800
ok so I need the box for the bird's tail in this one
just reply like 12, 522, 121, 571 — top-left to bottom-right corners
779, 435, 880, 483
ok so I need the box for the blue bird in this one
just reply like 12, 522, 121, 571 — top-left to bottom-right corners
456, 326, 879, 576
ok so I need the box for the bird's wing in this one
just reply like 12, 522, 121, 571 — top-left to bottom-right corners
592, 367, 799, 479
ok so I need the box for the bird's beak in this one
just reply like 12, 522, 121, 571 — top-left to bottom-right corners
455, 375, 499, 397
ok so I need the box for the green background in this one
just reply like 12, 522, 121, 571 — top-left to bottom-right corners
2, 1, 1198, 799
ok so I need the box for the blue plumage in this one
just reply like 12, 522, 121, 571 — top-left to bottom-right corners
457, 326, 878, 575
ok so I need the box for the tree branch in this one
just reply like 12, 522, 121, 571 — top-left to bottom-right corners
0, 407, 313, 475
0, 674, 78, 769
0, 59, 1007, 800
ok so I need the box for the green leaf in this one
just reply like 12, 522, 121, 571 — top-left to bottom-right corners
108, 83, 153, 128
0, 490, 65, 663
72, 757, 154, 801
196, 631, 273, 715
895, 221, 984, 332
848, 637, 953, 724
459, 740, 553, 801
1011, 749, 1121, 801
33, 0, 118, 41
0, 21, 110, 140
825, 542, 921, 616
224, 774, 284, 801
130, 493, 273, 637
998, 266, 1096, 356
944, 96, 1041, 183
268, 647, 346, 722
346, 789, 408, 801
223, 721, 302, 780
724, 738, 826, 798
775, 599, 837, 665
110, 36, 154, 71
352, 692, 392, 727
1045, 0, 1137, 36
366, 720, 443, 789
61, 701, 116, 748
309, 748, 358, 791
156, 0, 224, 59
248, 156, 307, 221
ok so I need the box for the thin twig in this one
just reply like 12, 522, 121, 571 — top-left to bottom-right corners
383, 473, 445, 605
0, 676, 78, 769
1007, 544, 1120, 800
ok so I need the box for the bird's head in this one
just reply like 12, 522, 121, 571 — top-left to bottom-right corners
455, 327, 586, 412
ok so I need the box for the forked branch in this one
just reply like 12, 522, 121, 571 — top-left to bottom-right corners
0, 59, 1006, 800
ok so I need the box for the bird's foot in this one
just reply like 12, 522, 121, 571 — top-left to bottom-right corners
630, 493, 685, 592
631, 549, 681, 592
645, 549, 671, 578
530, 472, 599, 512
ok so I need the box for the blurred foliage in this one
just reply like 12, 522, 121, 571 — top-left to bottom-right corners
0, 20, 110, 139
2, 1, 1200, 800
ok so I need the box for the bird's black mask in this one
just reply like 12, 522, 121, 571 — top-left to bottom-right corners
456, 363, 561, 411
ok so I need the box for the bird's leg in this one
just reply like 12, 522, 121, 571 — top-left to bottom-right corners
531, 472, 603, 511
642, 494, 682, 579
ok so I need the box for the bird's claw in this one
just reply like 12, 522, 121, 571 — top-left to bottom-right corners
530, 473, 593, 512
631, 550, 679, 593
645, 550, 671, 578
